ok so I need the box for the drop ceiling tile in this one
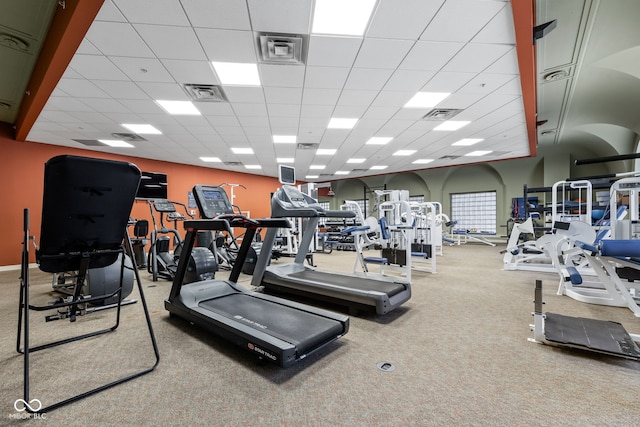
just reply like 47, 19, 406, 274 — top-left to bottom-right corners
68, 55, 130, 80
367, 0, 444, 39
304, 66, 350, 89
443, 43, 513, 73
160, 59, 219, 85
134, 24, 207, 60
370, 90, 414, 108
119, 99, 166, 114
95, 1, 127, 22
437, 92, 486, 109
484, 47, 519, 74
247, 0, 312, 34
92, 80, 150, 99
85, 21, 154, 57
263, 87, 303, 104
302, 88, 341, 105
237, 115, 270, 127
300, 117, 330, 128
224, 86, 265, 103
136, 82, 189, 99
196, 28, 257, 63
300, 104, 333, 118
458, 73, 517, 94
421, 71, 476, 92
337, 89, 378, 106
75, 39, 102, 55
267, 103, 300, 117
198, 103, 235, 115
269, 117, 299, 131
400, 41, 464, 71
205, 115, 240, 126
55, 79, 110, 98
67, 111, 113, 124
472, 4, 515, 44
493, 76, 522, 95
109, 57, 175, 82
306, 36, 362, 67
46, 96, 96, 112
353, 38, 414, 69
361, 106, 399, 120
231, 103, 269, 116
182, 0, 251, 30
111, 0, 190, 25
344, 68, 394, 90
383, 69, 436, 91
420, 0, 505, 43
332, 105, 369, 117
260, 64, 305, 87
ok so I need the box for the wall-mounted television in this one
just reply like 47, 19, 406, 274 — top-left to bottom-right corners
136, 171, 168, 200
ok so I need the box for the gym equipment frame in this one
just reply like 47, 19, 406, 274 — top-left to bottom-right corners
16, 155, 160, 414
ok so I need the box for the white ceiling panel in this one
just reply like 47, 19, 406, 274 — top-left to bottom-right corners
344, 68, 394, 90
260, 64, 305, 88
112, 0, 190, 26
55, 79, 110, 98
231, 103, 269, 117
420, 0, 505, 43
68, 55, 130, 80
302, 88, 341, 105
400, 41, 464, 71
134, 24, 206, 60
196, 28, 257, 63
306, 36, 363, 67
383, 69, 436, 92
136, 82, 189, 100
93, 80, 150, 99
483, 47, 520, 74
367, 0, 444, 40
161, 59, 219, 84
182, 0, 251, 30
353, 38, 415, 70
224, 86, 266, 103
263, 87, 303, 104
109, 57, 175, 82
443, 43, 514, 73
247, 0, 312, 34
472, 4, 515, 45
336, 90, 378, 107
304, 66, 350, 89
77, 98, 131, 114
85, 21, 154, 57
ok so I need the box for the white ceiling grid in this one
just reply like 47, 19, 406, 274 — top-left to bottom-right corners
27, 0, 528, 180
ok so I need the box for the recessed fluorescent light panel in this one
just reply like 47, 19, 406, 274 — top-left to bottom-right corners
370, 165, 388, 170
245, 165, 262, 169
366, 137, 393, 145
310, 165, 326, 170
433, 120, 470, 131
312, 0, 377, 36
335, 171, 350, 175
328, 118, 358, 129
121, 124, 162, 134
211, 62, 261, 86
412, 159, 434, 164
156, 100, 201, 115
277, 158, 294, 163
200, 156, 221, 162
306, 175, 319, 179
393, 150, 417, 156
98, 139, 134, 148
347, 158, 365, 164
404, 92, 450, 109
452, 138, 483, 146
231, 147, 254, 154
465, 150, 492, 156
316, 149, 337, 155
273, 135, 297, 144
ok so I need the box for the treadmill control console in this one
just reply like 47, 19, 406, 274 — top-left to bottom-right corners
192, 185, 235, 219
153, 199, 176, 212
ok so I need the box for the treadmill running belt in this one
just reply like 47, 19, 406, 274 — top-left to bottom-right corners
288, 269, 406, 296
199, 294, 343, 352
545, 313, 640, 359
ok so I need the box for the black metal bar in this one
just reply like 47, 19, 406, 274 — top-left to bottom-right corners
228, 226, 257, 283
575, 152, 640, 165
169, 226, 197, 301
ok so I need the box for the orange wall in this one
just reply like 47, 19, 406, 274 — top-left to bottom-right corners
1, 124, 283, 267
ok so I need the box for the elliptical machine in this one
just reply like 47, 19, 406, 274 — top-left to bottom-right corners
147, 199, 217, 282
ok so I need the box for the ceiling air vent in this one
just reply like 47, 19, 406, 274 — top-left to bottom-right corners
111, 133, 147, 142
350, 168, 368, 172
223, 161, 243, 166
259, 33, 305, 65
422, 109, 463, 121
439, 155, 460, 160
73, 139, 104, 146
297, 143, 319, 150
183, 84, 227, 102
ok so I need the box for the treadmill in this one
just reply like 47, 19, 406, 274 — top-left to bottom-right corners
164, 185, 349, 367
251, 167, 411, 315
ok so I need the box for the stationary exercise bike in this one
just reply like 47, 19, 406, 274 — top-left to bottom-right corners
147, 199, 217, 282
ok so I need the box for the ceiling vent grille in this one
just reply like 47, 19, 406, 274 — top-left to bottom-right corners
73, 139, 104, 146
422, 109, 463, 121
183, 84, 227, 102
350, 168, 368, 172
297, 143, 319, 150
111, 133, 147, 141
439, 155, 460, 160
259, 33, 305, 65
223, 161, 243, 166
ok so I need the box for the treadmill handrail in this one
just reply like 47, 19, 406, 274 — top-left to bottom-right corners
272, 185, 355, 219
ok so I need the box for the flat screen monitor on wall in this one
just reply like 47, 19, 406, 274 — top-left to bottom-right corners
136, 171, 168, 200
279, 165, 296, 185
